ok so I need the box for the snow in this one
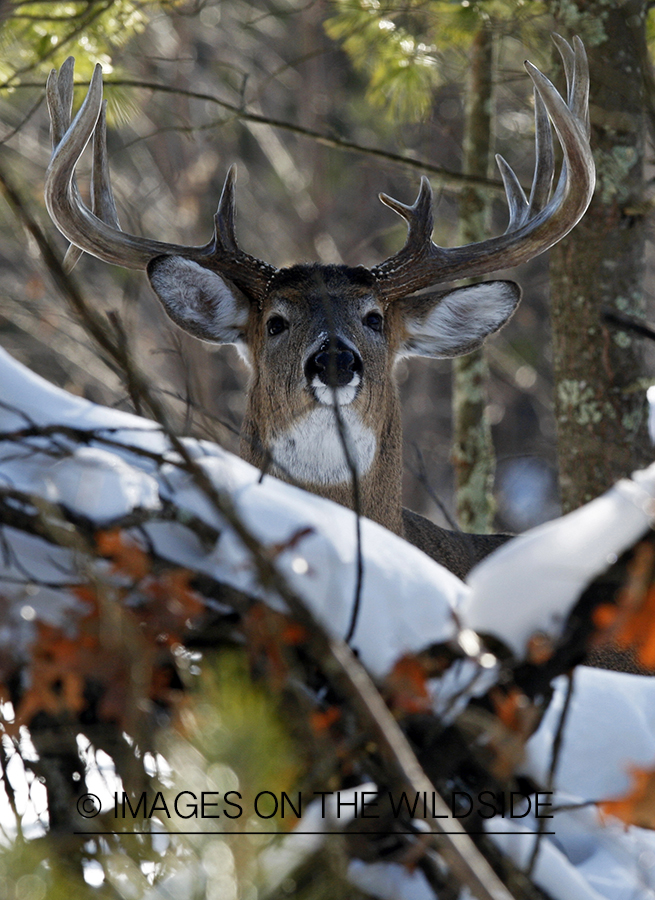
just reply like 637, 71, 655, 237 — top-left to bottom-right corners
526, 669, 655, 801
647, 385, 655, 443
463, 469, 655, 657
489, 813, 622, 900
1, 345, 164, 446
517, 669, 655, 898
4, 344, 655, 900
0, 347, 463, 678
347, 860, 436, 900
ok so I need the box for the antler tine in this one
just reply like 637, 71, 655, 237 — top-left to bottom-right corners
552, 32, 575, 105
61, 237, 84, 272
205, 164, 277, 303
371, 177, 450, 298
495, 155, 529, 231
372, 35, 595, 302
378, 176, 435, 253
62, 99, 122, 273
47, 58, 73, 145
379, 175, 432, 241
44, 59, 276, 300
58, 57, 75, 123
47, 60, 85, 270
571, 35, 591, 138
495, 84, 554, 230
552, 33, 590, 137
213, 163, 238, 251
91, 99, 121, 230
527, 88, 554, 216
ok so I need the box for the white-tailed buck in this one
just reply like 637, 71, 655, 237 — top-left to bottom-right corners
44, 37, 594, 579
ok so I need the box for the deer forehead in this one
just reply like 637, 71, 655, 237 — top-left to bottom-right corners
261, 264, 382, 321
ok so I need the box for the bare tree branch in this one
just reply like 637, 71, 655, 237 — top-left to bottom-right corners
6, 76, 510, 194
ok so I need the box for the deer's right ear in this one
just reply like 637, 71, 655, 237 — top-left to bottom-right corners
147, 256, 250, 344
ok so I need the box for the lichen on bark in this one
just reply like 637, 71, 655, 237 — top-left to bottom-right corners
550, 0, 651, 512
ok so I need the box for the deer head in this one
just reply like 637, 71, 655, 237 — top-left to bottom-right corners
44, 37, 594, 537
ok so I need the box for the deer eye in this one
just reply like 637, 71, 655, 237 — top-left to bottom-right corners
267, 315, 288, 336
363, 311, 383, 332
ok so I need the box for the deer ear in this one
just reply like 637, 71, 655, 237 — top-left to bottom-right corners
147, 256, 251, 344
397, 281, 521, 358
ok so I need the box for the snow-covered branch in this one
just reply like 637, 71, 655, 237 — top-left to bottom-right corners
4, 345, 655, 899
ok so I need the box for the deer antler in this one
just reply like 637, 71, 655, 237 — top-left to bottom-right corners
44, 59, 275, 302
371, 35, 595, 302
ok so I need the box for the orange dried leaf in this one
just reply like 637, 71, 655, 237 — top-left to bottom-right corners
613, 585, 655, 663
638, 623, 655, 670
310, 706, 341, 734
593, 604, 618, 631
491, 687, 530, 733
145, 569, 204, 619
601, 767, 655, 829
281, 622, 308, 645
385, 655, 432, 715
592, 543, 655, 672
97, 529, 150, 580
72, 585, 99, 607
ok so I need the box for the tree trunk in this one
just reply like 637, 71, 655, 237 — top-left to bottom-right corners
452, 26, 497, 532
550, 0, 651, 512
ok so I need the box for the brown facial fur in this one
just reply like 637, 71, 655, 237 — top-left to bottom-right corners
147, 254, 519, 557
239, 264, 404, 533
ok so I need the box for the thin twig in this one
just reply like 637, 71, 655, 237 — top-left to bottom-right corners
316, 292, 364, 646
105, 78, 509, 194
7, 75, 510, 194
409, 443, 461, 532
602, 307, 655, 342
0, 93, 45, 144
527, 671, 575, 876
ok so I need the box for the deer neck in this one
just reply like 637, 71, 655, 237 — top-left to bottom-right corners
240, 387, 404, 535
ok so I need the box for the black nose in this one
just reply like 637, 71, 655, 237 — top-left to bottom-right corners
305, 338, 363, 387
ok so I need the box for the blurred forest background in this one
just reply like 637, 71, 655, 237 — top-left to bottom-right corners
2, 1, 655, 896
5, 0, 651, 538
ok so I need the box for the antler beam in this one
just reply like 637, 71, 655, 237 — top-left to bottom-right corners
371, 35, 595, 302
44, 60, 275, 302
45, 37, 593, 307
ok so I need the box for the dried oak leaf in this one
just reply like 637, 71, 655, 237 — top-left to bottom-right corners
13, 580, 180, 733
96, 529, 150, 580
243, 604, 307, 688
601, 767, 655, 829
593, 542, 655, 670
98, 528, 205, 643
383, 654, 432, 716
13, 594, 107, 729
310, 706, 341, 735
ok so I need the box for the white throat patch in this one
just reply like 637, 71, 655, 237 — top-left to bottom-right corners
270, 407, 377, 486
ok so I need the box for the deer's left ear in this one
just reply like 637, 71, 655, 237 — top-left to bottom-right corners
396, 281, 521, 359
